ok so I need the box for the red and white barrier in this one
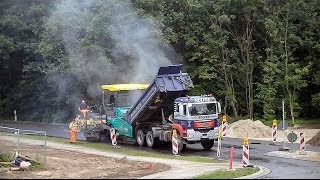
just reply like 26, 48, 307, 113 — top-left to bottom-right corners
299, 132, 306, 155
242, 138, 249, 167
110, 128, 117, 146
272, 123, 277, 142
172, 130, 178, 155
222, 122, 228, 136
222, 115, 227, 137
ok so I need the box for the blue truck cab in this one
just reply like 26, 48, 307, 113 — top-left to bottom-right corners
172, 95, 221, 150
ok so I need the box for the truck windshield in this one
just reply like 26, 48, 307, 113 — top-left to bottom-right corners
117, 90, 145, 107
189, 103, 217, 116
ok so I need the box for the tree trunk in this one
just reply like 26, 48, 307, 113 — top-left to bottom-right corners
288, 92, 295, 125
284, 9, 295, 125
222, 48, 238, 120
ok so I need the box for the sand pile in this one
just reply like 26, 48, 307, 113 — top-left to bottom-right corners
307, 132, 320, 146
222, 119, 320, 144
223, 119, 272, 139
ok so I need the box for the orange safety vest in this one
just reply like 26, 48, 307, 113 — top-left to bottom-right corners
70, 127, 77, 143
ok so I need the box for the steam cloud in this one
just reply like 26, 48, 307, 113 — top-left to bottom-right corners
43, 0, 181, 122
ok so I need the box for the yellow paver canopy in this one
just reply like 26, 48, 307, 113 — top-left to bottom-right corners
101, 84, 149, 92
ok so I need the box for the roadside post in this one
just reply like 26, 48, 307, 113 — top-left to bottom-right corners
172, 129, 178, 155
299, 132, 306, 155
279, 100, 290, 151
242, 137, 250, 167
222, 115, 227, 137
229, 146, 234, 169
216, 129, 222, 158
15, 129, 20, 154
14, 110, 17, 121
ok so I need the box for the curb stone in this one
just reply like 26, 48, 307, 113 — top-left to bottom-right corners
234, 165, 270, 179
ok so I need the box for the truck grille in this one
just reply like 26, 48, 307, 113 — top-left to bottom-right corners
196, 129, 210, 133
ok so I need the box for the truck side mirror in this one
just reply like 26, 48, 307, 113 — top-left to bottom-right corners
217, 102, 221, 114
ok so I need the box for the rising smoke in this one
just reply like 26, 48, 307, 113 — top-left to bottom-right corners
43, 0, 181, 122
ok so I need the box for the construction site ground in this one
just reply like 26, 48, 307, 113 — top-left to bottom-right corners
0, 138, 170, 179
0, 136, 258, 179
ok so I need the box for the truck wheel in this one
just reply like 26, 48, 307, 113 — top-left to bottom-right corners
201, 139, 214, 150
99, 130, 111, 143
177, 134, 186, 152
85, 137, 94, 142
146, 131, 158, 148
136, 129, 146, 147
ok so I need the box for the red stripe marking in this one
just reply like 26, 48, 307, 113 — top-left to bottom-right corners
243, 152, 249, 159
173, 141, 177, 147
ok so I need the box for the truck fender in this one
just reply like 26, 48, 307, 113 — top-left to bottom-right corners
171, 124, 186, 137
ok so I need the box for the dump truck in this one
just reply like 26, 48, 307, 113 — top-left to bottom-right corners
83, 64, 222, 152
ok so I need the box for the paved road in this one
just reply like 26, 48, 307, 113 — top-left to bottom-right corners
1, 122, 320, 179
184, 138, 320, 179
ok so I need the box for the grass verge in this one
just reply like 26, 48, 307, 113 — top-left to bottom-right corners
192, 166, 259, 179
1, 132, 226, 164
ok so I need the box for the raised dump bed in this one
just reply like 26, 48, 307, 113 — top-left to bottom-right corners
125, 64, 194, 126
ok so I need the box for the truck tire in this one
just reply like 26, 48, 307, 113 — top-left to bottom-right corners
146, 131, 158, 148
85, 137, 94, 142
136, 129, 146, 147
201, 139, 214, 150
99, 130, 111, 143
177, 134, 186, 152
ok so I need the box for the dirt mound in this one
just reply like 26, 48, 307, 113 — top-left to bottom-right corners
307, 131, 320, 146
223, 119, 320, 145
224, 119, 272, 138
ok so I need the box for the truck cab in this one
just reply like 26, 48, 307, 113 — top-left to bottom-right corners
173, 95, 221, 150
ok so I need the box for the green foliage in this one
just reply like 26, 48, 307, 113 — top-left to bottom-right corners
0, 0, 320, 122
0, 150, 14, 162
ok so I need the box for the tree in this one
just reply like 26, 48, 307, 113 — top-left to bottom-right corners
226, 0, 267, 120
0, 0, 54, 121
263, 0, 310, 124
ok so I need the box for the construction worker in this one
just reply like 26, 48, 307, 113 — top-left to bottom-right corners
79, 100, 89, 119
69, 121, 77, 144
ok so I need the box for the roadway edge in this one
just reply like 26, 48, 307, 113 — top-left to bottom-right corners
235, 165, 270, 179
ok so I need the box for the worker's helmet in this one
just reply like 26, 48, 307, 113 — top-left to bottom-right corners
82, 100, 85, 103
